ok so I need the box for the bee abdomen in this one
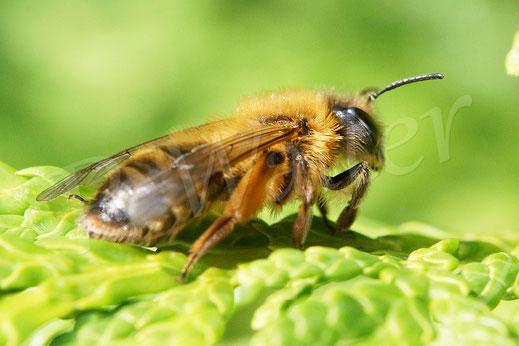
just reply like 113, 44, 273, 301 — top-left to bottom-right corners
83, 187, 182, 245
82, 208, 179, 245
83, 150, 186, 244
125, 157, 161, 177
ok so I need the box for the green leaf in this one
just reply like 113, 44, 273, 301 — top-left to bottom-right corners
1, 162, 519, 345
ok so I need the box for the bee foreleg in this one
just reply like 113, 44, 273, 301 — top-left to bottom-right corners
179, 150, 286, 282
322, 161, 368, 191
325, 161, 370, 233
292, 155, 317, 249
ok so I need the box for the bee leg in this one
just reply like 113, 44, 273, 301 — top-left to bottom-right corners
68, 194, 87, 204
292, 155, 317, 249
179, 214, 237, 282
336, 163, 370, 232
323, 161, 370, 233
317, 196, 335, 234
322, 161, 367, 191
179, 151, 286, 282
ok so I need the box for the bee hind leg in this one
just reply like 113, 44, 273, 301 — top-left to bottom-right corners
179, 150, 287, 282
179, 214, 237, 282
68, 194, 87, 204
323, 161, 370, 233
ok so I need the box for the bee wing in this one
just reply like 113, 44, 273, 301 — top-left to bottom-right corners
175, 124, 299, 174
126, 124, 299, 220
36, 135, 171, 201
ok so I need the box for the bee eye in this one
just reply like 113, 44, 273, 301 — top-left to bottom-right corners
333, 107, 380, 146
334, 107, 368, 123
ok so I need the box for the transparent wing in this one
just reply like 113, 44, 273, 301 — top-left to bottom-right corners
36, 135, 171, 201
175, 124, 299, 176
126, 124, 300, 218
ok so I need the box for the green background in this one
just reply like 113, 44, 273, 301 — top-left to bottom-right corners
1, 1, 518, 234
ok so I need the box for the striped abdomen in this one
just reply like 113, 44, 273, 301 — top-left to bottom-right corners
81, 144, 217, 245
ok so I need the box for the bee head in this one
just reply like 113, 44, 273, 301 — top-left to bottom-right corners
332, 101, 384, 171
332, 73, 444, 171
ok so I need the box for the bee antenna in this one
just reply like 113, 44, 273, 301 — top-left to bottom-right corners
368, 73, 444, 101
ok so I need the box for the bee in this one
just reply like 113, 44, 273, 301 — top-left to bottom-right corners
37, 73, 443, 280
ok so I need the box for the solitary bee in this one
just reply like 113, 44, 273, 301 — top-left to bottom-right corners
37, 73, 443, 279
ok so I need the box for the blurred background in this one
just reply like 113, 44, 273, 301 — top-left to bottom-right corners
1, 1, 518, 235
